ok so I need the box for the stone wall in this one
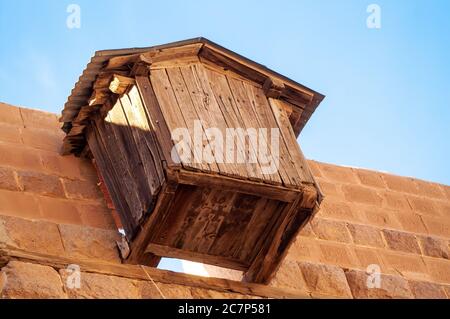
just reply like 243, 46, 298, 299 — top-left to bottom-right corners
207, 162, 450, 298
1, 102, 449, 299
0, 102, 298, 299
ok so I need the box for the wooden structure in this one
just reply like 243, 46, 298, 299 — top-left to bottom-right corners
60, 38, 325, 284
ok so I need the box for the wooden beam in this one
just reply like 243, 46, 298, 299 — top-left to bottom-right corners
126, 181, 178, 264
242, 196, 317, 284
135, 75, 180, 168
166, 168, 314, 203
109, 74, 136, 94
0, 244, 311, 299
146, 243, 249, 271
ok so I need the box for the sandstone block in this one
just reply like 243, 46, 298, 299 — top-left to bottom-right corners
1, 261, 66, 299
17, 171, 64, 197
342, 184, 383, 206
0, 167, 19, 191
297, 261, 352, 298
347, 223, 384, 248
408, 280, 447, 299
60, 270, 139, 299
418, 236, 449, 259
310, 218, 351, 243
345, 269, 413, 299
58, 224, 121, 263
382, 229, 421, 254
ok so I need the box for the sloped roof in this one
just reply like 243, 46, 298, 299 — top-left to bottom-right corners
60, 37, 324, 140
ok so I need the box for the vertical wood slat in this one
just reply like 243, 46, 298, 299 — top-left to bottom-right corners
89, 121, 142, 236
178, 65, 232, 177
117, 95, 161, 196
126, 85, 166, 184
135, 75, 180, 168
226, 76, 280, 184
203, 67, 259, 181
87, 125, 136, 235
106, 103, 153, 220
269, 98, 315, 184
192, 64, 248, 179
243, 82, 292, 186
184, 189, 236, 254
242, 196, 304, 284
164, 67, 215, 173
249, 85, 304, 187
208, 193, 259, 257
235, 199, 284, 262
150, 69, 191, 169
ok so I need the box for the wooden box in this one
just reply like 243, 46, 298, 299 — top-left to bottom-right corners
60, 38, 324, 283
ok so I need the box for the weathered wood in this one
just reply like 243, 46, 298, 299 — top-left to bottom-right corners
126, 181, 178, 264
204, 67, 259, 181
166, 168, 303, 203
0, 245, 312, 299
208, 193, 259, 258
243, 196, 312, 284
227, 76, 281, 184
135, 75, 180, 167
87, 125, 137, 234
165, 67, 214, 173
109, 74, 136, 94
118, 94, 162, 195
126, 85, 166, 184
269, 98, 314, 184
67, 44, 323, 283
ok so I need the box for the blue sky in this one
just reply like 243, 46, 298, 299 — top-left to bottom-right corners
0, 0, 449, 273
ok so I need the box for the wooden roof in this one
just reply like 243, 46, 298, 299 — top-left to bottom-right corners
60, 38, 324, 154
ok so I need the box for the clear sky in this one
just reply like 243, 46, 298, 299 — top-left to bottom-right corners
0, 0, 449, 273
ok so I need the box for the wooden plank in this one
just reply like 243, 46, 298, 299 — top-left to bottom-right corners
101, 109, 149, 225
199, 46, 267, 85
165, 67, 216, 173
0, 245, 312, 298
170, 186, 208, 249
183, 189, 236, 254
127, 85, 165, 184
203, 67, 260, 181
154, 184, 201, 246
86, 126, 136, 235
104, 43, 203, 70
126, 181, 178, 264
247, 85, 303, 187
234, 199, 284, 262
192, 64, 245, 178
243, 82, 291, 186
106, 102, 154, 202
179, 65, 236, 177
167, 168, 301, 203
208, 193, 259, 258
150, 55, 200, 70
109, 74, 136, 94
118, 93, 162, 195
269, 98, 315, 184
146, 243, 248, 271
151, 69, 201, 170
88, 123, 139, 235
243, 190, 317, 284
135, 75, 180, 167
141, 43, 203, 65
226, 76, 280, 184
